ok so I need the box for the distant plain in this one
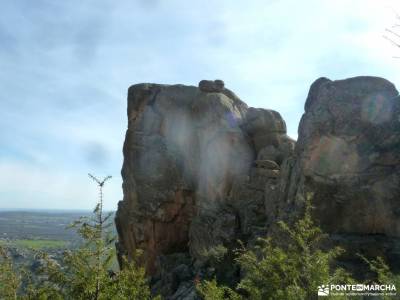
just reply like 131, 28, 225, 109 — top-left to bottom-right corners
0, 210, 115, 250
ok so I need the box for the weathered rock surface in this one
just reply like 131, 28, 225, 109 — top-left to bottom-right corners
115, 80, 293, 298
116, 76, 400, 298
295, 76, 400, 234
274, 76, 400, 274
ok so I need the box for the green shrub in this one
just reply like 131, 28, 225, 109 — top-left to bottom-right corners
197, 278, 241, 300
108, 254, 158, 300
35, 174, 155, 299
0, 246, 20, 300
198, 196, 355, 300
360, 255, 400, 300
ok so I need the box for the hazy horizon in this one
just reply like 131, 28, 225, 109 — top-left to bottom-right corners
0, 207, 94, 212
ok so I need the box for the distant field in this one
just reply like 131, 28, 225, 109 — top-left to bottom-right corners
14, 239, 68, 249
0, 210, 92, 241
0, 210, 119, 272
0, 210, 116, 251
0, 238, 68, 249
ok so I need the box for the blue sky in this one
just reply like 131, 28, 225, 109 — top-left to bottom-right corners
1, 0, 400, 210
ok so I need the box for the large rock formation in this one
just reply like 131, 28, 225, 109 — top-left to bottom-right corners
275, 76, 400, 274
115, 77, 400, 299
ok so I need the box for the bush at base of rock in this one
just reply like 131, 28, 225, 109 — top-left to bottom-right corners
197, 197, 399, 300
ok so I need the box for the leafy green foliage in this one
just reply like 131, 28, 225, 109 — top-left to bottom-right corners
0, 244, 62, 300
197, 279, 241, 300
360, 255, 400, 300
108, 254, 158, 300
34, 175, 117, 299
0, 246, 20, 300
201, 244, 228, 266
198, 197, 355, 300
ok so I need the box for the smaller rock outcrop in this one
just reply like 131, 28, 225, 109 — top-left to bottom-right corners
198, 79, 225, 92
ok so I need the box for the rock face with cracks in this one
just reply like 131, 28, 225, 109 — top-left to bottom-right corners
115, 77, 400, 299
